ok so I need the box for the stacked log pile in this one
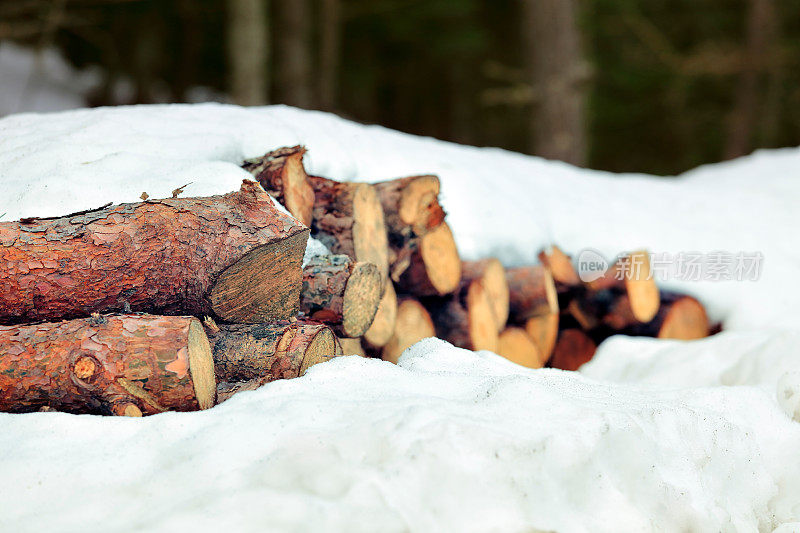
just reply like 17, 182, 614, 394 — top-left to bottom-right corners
1, 145, 714, 416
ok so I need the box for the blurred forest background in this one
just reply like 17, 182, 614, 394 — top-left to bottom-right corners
1, 0, 799, 175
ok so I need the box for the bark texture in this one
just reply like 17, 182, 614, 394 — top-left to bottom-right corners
0, 314, 216, 415
242, 145, 314, 226
0, 180, 308, 325
300, 254, 382, 338
210, 321, 340, 383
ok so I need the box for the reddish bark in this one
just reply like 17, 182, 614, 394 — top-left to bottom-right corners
507, 265, 559, 323
242, 146, 315, 226
0, 314, 216, 415
0, 180, 308, 325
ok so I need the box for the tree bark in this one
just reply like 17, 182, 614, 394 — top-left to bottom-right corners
210, 321, 340, 383
395, 221, 461, 296
242, 145, 314, 226
227, 0, 269, 105
521, 0, 589, 165
300, 254, 382, 338
0, 314, 216, 415
308, 176, 390, 288
381, 298, 436, 364
0, 180, 308, 325
274, 0, 313, 108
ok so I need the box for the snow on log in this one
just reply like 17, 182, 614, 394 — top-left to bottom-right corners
382, 298, 436, 364
524, 313, 560, 363
373, 175, 446, 279
506, 264, 558, 323
0, 314, 216, 415
308, 176, 390, 288
549, 328, 597, 371
300, 255, 382, 338
395, 222, 462, 296
209, 321, 340, 383
496, 327, 543, 369
242, 145, 315, 227
0, 180, 309, 325
426, 274, 499, 352
362, 281, 397, 349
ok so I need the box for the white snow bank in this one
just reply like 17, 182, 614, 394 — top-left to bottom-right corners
2, 342, 799, 532
1, 104, 800, 531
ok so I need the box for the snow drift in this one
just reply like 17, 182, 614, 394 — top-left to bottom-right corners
1, 104, 799, 532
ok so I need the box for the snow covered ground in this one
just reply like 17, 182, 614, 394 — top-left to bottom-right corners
1, 104, 799, 532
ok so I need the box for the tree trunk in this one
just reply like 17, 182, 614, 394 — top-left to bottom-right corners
724, 0, 776, 159
300, 254, 382, 338
362, 280, 397, 349
624, 292, 709, 340
308, 176, 390, 287
210, 321, 339, 383
274, 0, 313, 108
0, 314, 216, 415
227, 0, 269, 105
381, 298, 436, 364
318, 0, 340, 110
0, 180, 308, 325
521, 0, 589, 165
242, 145, 314, 226
395, 221, 461, 296
497, 327, 543, 369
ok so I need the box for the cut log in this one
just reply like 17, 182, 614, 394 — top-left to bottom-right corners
373, 174, 445, 237
382, 298, 436, 364
506, 265, 559, 323
362, 281, 397, 349
242, 145, 315, 226
538, 245, 584, 309
549, 328, 597, 371
300, 255, 382, 338
373, 175, 446, 279
586, 250, 660, 323
626, 292, 709, 340
0, 180, 309, 325
338, 337, 367, 357
210, 321, 340, 383
524, 312, 560, 363
496, 327, 543, 369
396, 222, 462, 296
307, 176, 390, 288
427, 278, 498, 352
0, 314, 216, 415
462, 258, 509, 331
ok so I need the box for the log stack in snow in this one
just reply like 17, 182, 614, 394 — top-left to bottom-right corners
0, 145, 717, 416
